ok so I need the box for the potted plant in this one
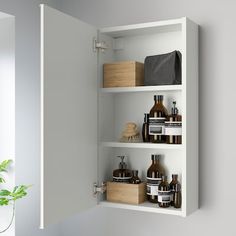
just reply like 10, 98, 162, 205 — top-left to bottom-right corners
0, 160, 30, 233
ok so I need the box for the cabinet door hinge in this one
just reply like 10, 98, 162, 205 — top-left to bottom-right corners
93, 182, 106, 196
93, 38, 108, 52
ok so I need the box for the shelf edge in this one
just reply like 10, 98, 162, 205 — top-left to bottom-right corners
101, 142, 183, 150
100, 85, 183, 93
98, 201, 183, 216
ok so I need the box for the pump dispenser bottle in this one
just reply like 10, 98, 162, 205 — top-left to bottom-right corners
165, 101, 182, 144
113, 156, 132, 183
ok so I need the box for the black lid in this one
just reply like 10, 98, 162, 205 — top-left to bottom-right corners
162, 175, 167, 181
151, 154, 160, 161
151, 154, 155, 161
172, 174, 178, 179
154, 95, 163, 102
144, 113, 149, 122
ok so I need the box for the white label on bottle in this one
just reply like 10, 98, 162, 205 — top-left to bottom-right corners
146, 177, 162, 184
149, 125, 165, 135
149, 117, 166, 123
146, 177, 162, 196
149, 117, 166, 135
113, 176, 131, 182
165, 121, 182, 125
165, 127, 182, 136
157, 190, 171, 203
165, 121, 182, 136
146, 184, 159, 196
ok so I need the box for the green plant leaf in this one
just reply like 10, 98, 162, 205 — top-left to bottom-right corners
0, 197, 10, 206
0, 159, 12, 173
10, 185, 30, 200
12, 186, 18, 193
0, 160, 31, 208
0, 189, 11, 196
0, 177, 5, 183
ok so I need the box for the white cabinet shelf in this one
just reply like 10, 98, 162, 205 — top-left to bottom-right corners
40, 4, 198, 228
99, 201, 183, 216
100, 85, 183, 93
101, 141, 183, 150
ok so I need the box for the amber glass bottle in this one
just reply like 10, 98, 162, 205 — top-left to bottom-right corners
158, 176, 171, 208
142, 113, 150, 142
165, 101, 182, 144
146, 154, 165, 203
129, 170, 141, 184
149, 95, 168, 143
170, 174, 182, 208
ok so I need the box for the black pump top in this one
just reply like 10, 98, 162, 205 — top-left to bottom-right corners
171, 101, 179, 115
117, 156, 127, 169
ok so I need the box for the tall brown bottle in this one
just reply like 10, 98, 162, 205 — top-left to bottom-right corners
158, 176, 171, 208
146, 154, 165, 203
165, 101, 182, 144
170, 174, 182, 208
142, 113, 150, 142
149, 95, 168, 143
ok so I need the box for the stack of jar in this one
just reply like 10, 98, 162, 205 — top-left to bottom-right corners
146, 154, 181, 208
142, 95, 182, 144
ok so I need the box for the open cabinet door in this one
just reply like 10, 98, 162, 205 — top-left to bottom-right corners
40, 4, 98, 228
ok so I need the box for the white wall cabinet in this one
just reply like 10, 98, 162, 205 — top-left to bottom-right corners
40, 4, 198, 228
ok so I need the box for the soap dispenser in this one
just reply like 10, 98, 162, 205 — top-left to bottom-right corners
113, 156, 132, 183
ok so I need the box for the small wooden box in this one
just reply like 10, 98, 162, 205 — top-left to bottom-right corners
103, 61, 144, 88
106, 181, 146, 205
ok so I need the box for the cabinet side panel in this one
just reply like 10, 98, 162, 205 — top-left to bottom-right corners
40, 5, 98, 228
185, 19, 199, 215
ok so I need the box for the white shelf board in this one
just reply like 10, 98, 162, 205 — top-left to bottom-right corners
100, 85, 182, 94
101, 141, 183, 149
99, 18, 184, 37
98, 201, 183, 216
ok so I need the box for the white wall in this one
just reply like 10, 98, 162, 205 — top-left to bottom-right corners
0, 15, 15, 236
0, 1, 61, 236
53, 0, 236, 236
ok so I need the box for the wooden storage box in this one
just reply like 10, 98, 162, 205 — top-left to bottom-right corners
103, 61, 144, 88
106, 181, 146, 205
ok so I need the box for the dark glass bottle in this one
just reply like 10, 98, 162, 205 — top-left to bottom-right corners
113, 156, 132, 182
158, 176, 171, 208
146, 154, 165, 203
129, 170, 141, 184
149, 95, 168, 143
170, 174, 182, 208
165, 101, 182, 144
142, 113, 150, 142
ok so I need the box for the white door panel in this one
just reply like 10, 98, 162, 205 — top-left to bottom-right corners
40, 4, 97, 228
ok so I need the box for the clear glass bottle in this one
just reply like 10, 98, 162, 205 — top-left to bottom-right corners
165, 101, 182, 144
158, 176, 171, 208
170, 174, 182, 208
142, 113, 150, 142
146, 154, 165, 203
113, 156, 132, 182
149, 95, 168, 143
129, 170, 141, 184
